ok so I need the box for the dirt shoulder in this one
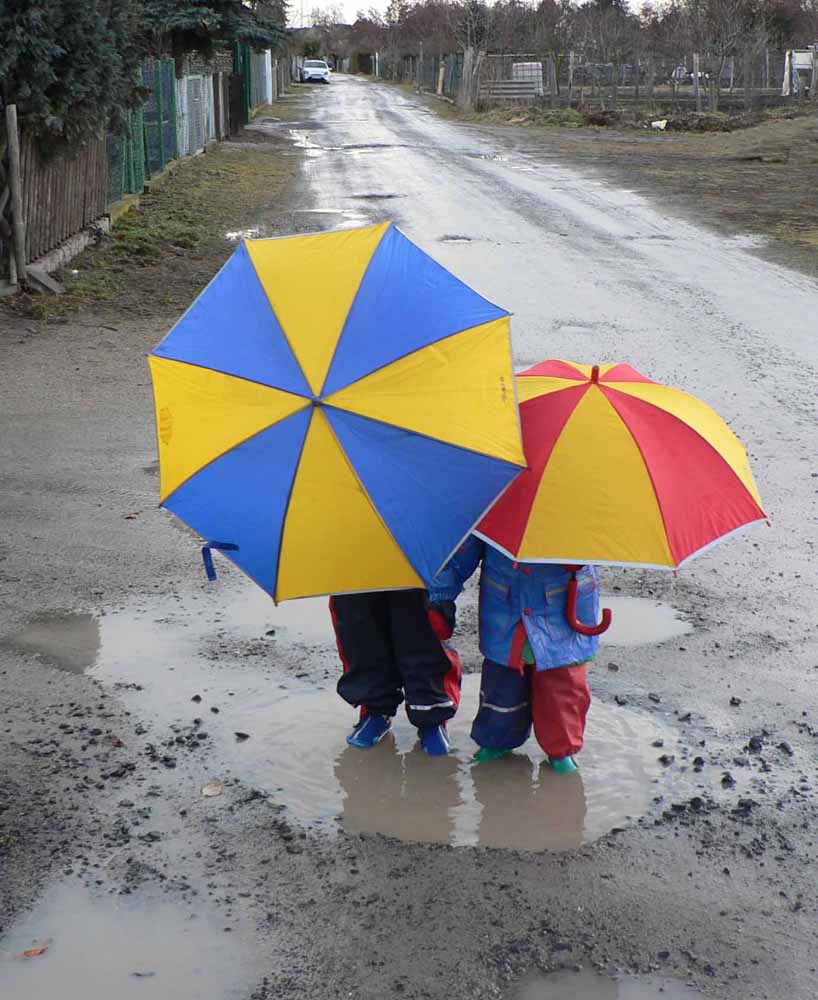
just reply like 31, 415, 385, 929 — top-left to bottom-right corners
424, 93, 818, 279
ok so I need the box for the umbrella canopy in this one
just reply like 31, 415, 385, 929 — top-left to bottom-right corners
478, 360, 766, 570
149, 222, 525, 601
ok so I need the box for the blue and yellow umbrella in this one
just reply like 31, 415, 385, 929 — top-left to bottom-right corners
149, 222, 525, 601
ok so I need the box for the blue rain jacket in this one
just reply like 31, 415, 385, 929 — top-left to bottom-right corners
430, 536, 600, 671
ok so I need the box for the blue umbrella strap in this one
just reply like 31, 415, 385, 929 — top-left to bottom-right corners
202, 541, 240, 581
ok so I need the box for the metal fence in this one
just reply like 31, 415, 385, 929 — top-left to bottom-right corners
142, 58, 178, 177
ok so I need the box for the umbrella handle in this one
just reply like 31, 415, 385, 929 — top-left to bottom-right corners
565, 571, 612, 637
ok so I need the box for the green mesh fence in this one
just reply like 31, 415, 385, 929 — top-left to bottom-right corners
142, 58, 177, 177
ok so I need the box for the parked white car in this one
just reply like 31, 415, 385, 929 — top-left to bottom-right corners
301, 60, 331, 84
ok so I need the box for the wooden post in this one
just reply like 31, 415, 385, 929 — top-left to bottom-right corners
709, 78, 716, 112
548, 57, 558, 108
743, 48, 752, 110
416, 42, 423, 93
646, 53, 655, 110
5, 105, 27, 283
762, 48, 769, 91
437, 60, 445, 95
693, 53, 701, 111
811, 50, 818, 102
567, 50, 575, 107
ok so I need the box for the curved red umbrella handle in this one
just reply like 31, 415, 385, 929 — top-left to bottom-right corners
565, 572, 613, 637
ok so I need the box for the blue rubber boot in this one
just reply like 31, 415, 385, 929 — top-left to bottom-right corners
419, 724, 450, 756
473, 747, 512, 763
550, 755, 578, 773
347, 713, 392, 749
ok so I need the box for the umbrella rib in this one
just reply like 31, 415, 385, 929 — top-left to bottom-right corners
318, 222, 393, 397
148, 354, 313, 399
321, 403, 526, 468
160, 403, 311, 507
270, 410, 316, 605
321, 318, 510, 398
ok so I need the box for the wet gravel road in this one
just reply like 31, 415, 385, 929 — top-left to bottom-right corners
1, 75, 818, 1000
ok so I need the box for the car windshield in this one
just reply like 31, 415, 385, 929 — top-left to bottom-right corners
305, 61, 327, 68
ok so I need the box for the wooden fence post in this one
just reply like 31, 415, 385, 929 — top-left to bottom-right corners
811, 51, 818, 102
437, 61, 445, 95
646, 54, 655, 110
4, 105, 27, 283
548, 57, 558, 108
567, 51, 575, 107
743, 48, 752, 110
693, 53, 701, 111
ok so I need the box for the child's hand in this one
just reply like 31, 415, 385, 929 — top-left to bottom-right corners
428, 600, 456, 641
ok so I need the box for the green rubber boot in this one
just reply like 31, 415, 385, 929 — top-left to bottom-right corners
550, 755, 578, 773
473, 746, 512, 763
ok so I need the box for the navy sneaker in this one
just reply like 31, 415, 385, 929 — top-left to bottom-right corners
347, 713, 392, 749
419, 724, 450, 756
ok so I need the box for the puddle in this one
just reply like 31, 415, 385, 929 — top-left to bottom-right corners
0, 881, 258, 999
293, 207, 370, 229
1, 590, 335, 675
2, 582, 696, 850
3, 612, 101, 673
516, 969, 704, 999
601, 598, 693, 647
224, 226, 263, 241
352, 193, 404, 200
229, 674, 675, 851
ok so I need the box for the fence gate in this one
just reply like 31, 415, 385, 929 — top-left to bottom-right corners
228, 74, 248, 133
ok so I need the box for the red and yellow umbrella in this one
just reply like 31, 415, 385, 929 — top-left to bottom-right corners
479, 359, 766, 577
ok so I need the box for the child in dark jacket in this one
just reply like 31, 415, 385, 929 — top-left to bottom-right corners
431, 536, 600, 771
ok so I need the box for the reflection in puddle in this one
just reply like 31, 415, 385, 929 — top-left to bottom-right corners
516, 969, 703, 999
3, 613, 101, 673
0, 881, 258, 999
232, 676, 673, 851
601, 597, 693, 647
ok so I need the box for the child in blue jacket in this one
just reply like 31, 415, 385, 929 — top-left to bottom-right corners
430, 536, 600, 771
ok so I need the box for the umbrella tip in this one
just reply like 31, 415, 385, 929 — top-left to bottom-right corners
590, 365, 600, 384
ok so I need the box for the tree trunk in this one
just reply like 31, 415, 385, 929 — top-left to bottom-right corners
567, 50, 575, 107
743, 48, 752, 110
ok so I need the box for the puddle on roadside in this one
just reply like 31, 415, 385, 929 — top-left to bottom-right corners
515, 969, 704, 999
601, 597, 693, 647
224, 226, 264, 242
229, 674, 676, 851
0, 881, 258, 999
3, 613, 101, 673
2, 581, 700, 850
1, 588, 334, 676
294, 207, 371, 229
